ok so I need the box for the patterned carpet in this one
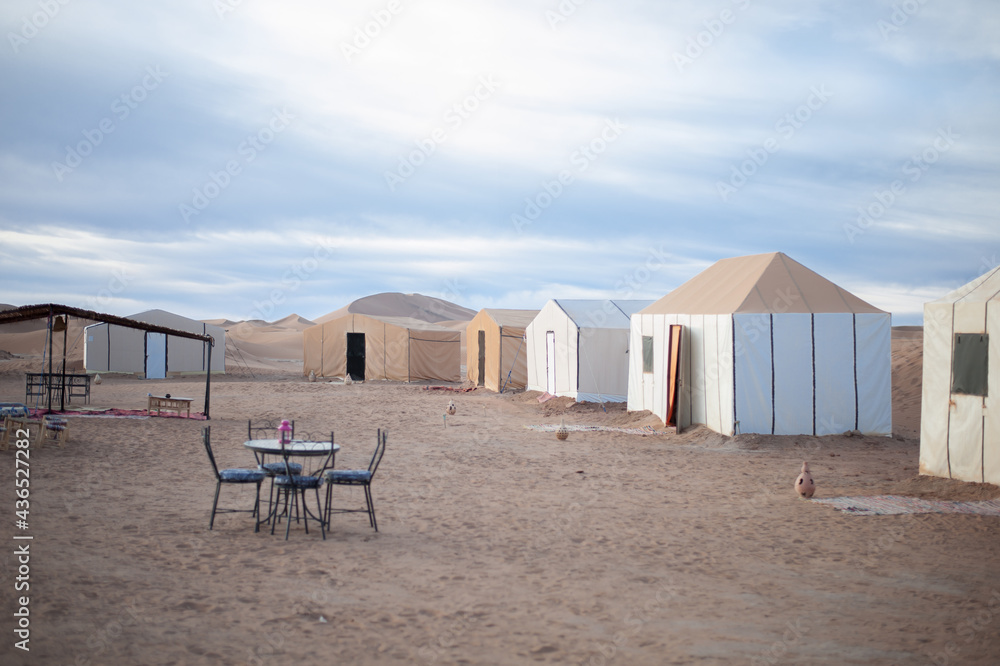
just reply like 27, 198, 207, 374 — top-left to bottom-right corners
812, 495, 1000, 516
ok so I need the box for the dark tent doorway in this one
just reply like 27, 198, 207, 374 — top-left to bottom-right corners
346, 332, 366, 381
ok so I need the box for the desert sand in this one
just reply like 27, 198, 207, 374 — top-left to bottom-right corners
0, 323, 998, 665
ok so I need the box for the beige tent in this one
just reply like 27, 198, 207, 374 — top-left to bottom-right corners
629, 252, 891, 436
920, 266, 1000, 485
466, 309, 538, 392
84, 309, 225, 377
303, 313, 461, 382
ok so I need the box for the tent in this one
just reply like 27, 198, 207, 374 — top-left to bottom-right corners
84, 309, 225, 377
919, 266, 1000, 485
466, 309, 538, 392
628, 252, 891, 436
303, 313, 461, 382
525, 299, 653, 403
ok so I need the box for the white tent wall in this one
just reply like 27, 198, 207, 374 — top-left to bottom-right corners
854, 313, 892, 435
577, 326, 629, 402
987, 301, 1000, 485
727, 312, 890, 436
85, 312, 224, 375
629, 313, 735, 433
813, 313, 859, 436
733, 313, 774, 434
526, 302, 576, 398
920, 303, 953, 479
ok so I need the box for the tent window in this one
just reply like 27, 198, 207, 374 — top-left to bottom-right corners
951, 333, 988, 397
642, 336, 654, 374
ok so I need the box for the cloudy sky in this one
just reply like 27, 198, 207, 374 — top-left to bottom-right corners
1, 1, 997, 324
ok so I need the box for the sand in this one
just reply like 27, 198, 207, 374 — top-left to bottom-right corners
1, 329, 998, 665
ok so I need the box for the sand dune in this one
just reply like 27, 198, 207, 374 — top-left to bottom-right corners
314, 292, 476, 325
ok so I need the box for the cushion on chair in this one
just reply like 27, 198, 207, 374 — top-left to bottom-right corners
325, 470, 372, 484
261, 461, 302, 475
45, 424, 67, 431
275, 474, 322, 489
220, 468, 266, 483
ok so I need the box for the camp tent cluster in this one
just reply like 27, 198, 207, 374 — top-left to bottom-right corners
303, 313, 461, 382
84, 309, 225, 378
920, 265, 999, 485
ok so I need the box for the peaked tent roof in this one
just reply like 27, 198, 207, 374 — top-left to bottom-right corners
555, 300, 655, 329
641, 252, 886, 315
480, 309, 540, 329
931, 265, 1000, 304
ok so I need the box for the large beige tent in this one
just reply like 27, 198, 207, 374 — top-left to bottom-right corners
628, 252, 891, 436
526, 299, 653, 403
84, 309, 225, 377
466, 309, 538, 392
303, 313, 461, 382
920, 266, 1000, 485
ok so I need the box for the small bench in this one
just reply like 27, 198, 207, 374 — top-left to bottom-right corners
147, 395, 193, 418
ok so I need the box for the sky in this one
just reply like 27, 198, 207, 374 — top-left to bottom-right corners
1, 1, 998, 325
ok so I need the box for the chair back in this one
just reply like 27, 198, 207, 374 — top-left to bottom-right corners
368, 429, 387, 477
202, 426, 221, 480
248, 418, 294, 440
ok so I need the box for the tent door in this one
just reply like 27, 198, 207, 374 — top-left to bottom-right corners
666, 325, 689, 433
346, 332, 366, 381
545, 331, 556, 394
477, 330, 486, 387
145, 332, 167, 379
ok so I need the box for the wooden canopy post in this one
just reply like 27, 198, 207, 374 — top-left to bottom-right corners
204, 339, 212, 420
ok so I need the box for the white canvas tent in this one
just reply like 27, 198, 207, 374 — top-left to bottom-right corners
919, 266, 1000, 485
628, 252, 891, 436
466, 309, 538, 392
303, 313, 461, 382
84, 309, 225, 377
526, 299, 653, 403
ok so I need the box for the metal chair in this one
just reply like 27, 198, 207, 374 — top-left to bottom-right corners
324, 429, 386, 532
272, 432, 334, 540
202, 426, 266, 531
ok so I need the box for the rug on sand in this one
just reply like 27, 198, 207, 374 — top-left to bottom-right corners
812, 495, 1000, 516
525, 424, 666, 436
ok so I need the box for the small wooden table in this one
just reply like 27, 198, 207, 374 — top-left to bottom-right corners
147, 395, 193, 418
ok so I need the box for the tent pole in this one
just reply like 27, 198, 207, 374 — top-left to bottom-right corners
60, 318, 68, 411
46, 307, 54, 413
501, 335, 525, 394
204, 340, 212, 420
